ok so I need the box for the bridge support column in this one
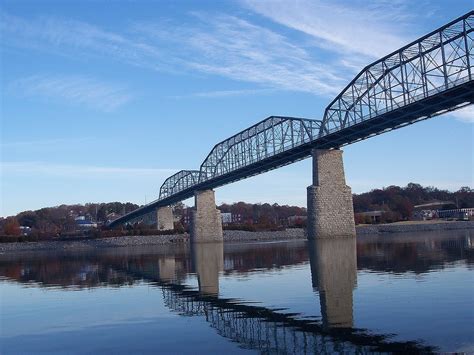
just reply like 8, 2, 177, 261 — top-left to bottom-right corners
307, 149, 356, 239
191, 190, 223, 242
157, 206, 174, 231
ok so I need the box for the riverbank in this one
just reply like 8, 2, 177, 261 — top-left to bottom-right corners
1, 220, 473, 253
356, 219, 474, 234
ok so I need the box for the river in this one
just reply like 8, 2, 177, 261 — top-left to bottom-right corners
1, 230, 473, 353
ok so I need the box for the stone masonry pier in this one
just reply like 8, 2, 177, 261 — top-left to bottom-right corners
307, 149, 356, 239
156, 206, 174, 231
191, 190, 223, 243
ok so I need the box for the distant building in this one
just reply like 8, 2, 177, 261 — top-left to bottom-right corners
414, 201, 456, 209
75, 216, 97, 229
182, 208, 193, 227
221, 213, 243, 225
413, 201, 456, 220
221, 213, 232, 224
19, 226, 31, 236
438, 208, 473, 220
358, 211, 385, 224
184, 209, 241, 227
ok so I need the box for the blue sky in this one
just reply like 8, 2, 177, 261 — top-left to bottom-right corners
1, 0, 473, 217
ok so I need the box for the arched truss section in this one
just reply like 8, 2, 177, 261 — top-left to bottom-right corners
199, 116, 322, 182
159, 170, 202, 200
320, 11, 473, 136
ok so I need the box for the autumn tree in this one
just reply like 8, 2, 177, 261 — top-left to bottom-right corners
3, 218, 21, 236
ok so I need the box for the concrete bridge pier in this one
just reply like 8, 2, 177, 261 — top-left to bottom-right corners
191, 242, 224, 295
307, 149, 356, 239
157, 206, 174, 231
308, 237, 357, 328
191, 190, 223, 242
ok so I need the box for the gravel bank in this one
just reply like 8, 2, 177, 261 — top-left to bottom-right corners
1, 221, 472, 253
0, 234, 189, 253
223, 228, 305, 242
356, 220, 474, 235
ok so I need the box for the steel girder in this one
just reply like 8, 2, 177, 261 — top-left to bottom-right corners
320, 11, 474, 136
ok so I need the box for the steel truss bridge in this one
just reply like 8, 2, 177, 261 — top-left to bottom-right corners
110, 11, 474, 228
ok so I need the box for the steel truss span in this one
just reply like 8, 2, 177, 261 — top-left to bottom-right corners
321, 11, 474, 136
159, 170, 202, 200
109, 11, 474, 228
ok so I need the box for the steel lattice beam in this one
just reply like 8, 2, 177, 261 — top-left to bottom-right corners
199, 116, 322, 182
159, 170, 202, 200
320, 11, 473, 136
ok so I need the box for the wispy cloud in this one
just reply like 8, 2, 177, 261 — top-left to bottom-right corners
2, 4, 471, 113
0, 11, 174, 72
241, 0, 412, 59
135, 14, 347, 95
11, 74, 132, 112
449, 106, 474, 123
1, 161, 176, 178
2, 10, 347, 97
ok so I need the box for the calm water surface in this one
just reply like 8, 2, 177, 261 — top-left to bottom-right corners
1, 230, 473, 354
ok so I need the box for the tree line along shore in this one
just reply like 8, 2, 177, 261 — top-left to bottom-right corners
1, 183, 473, 243
1, 221, 473, 253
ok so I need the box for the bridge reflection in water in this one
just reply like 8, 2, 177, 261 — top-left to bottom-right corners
139, 240, 435, 353
2, 232, 472, 353
159, 239, 369, 354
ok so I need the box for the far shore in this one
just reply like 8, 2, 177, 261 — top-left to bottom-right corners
0, 220, 473, 254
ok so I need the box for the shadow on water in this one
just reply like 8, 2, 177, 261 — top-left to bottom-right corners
1, 229, 473, 353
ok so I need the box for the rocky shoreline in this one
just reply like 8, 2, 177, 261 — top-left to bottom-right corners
356, 220, 474, 234
0, 220, 473, 253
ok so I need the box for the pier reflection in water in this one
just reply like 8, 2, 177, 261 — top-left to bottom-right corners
1, 230, 473, 353
191, 242, 223, 296
308, 238, 357, 329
